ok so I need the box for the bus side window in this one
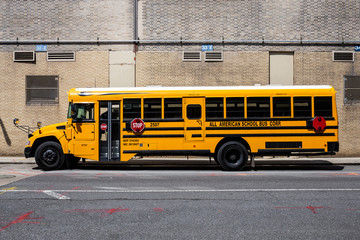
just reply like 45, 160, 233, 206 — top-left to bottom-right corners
314, 97, 332, 117
226, 97, 244, 119
206, 98, 224, 119
247, 97, 270, 118
123, 99, 141, 120
144, 98, 162, 119
294, 97, 312, 117
164, 98, 182, 119
273, 97, 291, 117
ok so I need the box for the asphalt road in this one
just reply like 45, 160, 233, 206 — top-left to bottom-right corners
0, 163, 359, 239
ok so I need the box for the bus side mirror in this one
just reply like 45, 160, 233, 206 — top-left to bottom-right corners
71, 104, 78, 120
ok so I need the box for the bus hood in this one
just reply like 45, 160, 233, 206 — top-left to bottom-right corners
31, 122, 67, 138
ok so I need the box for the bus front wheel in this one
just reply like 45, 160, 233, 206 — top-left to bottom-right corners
35, 142, 65, 170
217, 141, 248, 171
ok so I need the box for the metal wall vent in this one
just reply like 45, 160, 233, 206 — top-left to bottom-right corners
205, 51, 223, 62
47, 52, 76, 62
333, 51, 354, 62
182, 51, 201, 62
344, 76, 360, 105
13, 51, 35, 62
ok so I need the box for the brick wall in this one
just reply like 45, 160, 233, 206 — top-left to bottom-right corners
140, 0, 360, 51
0, 0, 134, 51
136, 51, 269, 87
0, 51, 109, 156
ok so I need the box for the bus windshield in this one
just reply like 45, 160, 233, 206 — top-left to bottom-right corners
68, 103, 94, 121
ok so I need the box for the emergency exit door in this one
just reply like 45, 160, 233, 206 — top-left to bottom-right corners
184, 98, 205, 141
99, 101, 121, 161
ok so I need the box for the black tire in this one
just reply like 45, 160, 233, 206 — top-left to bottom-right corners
35, 142, 65, 170
217, 141, 248, 171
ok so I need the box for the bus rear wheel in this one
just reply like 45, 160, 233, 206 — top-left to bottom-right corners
35, 142, 65, 170
217, 141, 248, 171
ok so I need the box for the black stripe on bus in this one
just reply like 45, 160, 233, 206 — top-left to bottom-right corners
186, 127, 202, 130
258, 149, 325, 154
123, 127, 184, 131
123, 118, 184, 123
123, 150, 211, 156
206, 117, 335, 121
123, 134, 184, 138
265, 142, 302, 149
192, 134, 202, 138
206, 133, 335, 137
206, 126, 338, 130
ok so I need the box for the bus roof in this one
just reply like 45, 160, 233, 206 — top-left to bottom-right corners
73, 85, 334, 93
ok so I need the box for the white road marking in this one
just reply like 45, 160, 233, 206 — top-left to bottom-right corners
42, 190, 71, 200
2, 188, 360, 194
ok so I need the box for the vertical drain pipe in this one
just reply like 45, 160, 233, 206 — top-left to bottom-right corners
133, 0, 138, 86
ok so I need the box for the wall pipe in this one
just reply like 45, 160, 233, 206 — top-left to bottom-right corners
0, 39, 359, 46
134, 0, 138, 42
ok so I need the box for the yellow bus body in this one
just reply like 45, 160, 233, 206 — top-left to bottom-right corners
25, 85, 339, 170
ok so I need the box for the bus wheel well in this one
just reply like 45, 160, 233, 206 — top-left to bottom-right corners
215, 137, 251, 157
30, 136, 61, 158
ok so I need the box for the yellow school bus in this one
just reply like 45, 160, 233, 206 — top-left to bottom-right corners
24, 85, 339, 170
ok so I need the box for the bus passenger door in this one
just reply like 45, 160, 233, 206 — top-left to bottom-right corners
99, 101, 121, 161
184, 98, 205, 141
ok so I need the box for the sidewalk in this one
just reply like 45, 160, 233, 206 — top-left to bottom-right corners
0, 156, 359, 165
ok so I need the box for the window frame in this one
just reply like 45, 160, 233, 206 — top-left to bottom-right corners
293, 96, 312, 118
143, 98, 162, 120
206, 97, 224, 119
226, 97, 245, 119
123, 98, 141, 120
344, 76, 360, 105
187, 104, 202, 120
273, 97, 291, 117
246, 97, 271, 118
25, 75, 59, 105
68, 103, 95, 123
314, 96, 333, 118
164, 98, 183, 119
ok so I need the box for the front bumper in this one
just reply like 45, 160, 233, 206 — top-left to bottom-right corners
24, 147, 32, 158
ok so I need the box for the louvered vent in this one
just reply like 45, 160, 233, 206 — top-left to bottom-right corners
333, 51, 354, 61
344, 76, 360, 105
182, 51, 201, 62
13, 51, 35, 62
205, 51, 223, 62
47, 52, 75, 62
